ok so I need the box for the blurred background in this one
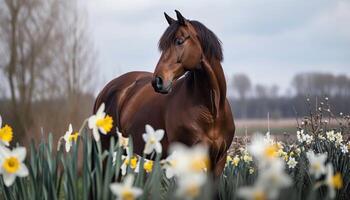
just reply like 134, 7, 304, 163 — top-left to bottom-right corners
0, 0, 349, 145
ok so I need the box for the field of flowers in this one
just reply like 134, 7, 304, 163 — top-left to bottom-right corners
0, 97, 349, 200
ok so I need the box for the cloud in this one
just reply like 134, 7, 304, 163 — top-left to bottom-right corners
85, 0, 350, 93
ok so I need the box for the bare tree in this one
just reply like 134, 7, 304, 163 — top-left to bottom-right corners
232, 74, 251, 100
0, 0, 98, 137
232, 74, 251, 118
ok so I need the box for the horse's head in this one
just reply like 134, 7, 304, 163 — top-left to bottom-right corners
152, 10, 213, 94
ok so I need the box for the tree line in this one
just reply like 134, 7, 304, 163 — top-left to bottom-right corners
231, 73, 350, 119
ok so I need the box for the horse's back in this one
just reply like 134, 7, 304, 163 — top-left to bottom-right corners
93, 71, 153, 147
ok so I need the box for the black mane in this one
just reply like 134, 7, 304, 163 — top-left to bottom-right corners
158, 20, 223, 61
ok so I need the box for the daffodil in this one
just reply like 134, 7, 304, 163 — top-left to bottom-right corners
88, 103, 113, 142
232, 155, 240, 167
63, 124, 79, 152
257, 159, 292, 199
110, 174, 143, 200
243, 153, 253, 163
238, 184, 267, 200
306, 151, 327, 178
162, 151, 179, 179
168, 143, 209, 174
287, 157, 297, 169
121, 154, 138, 176
226, 155, 233, 163
143, 160, 153, 173
0, 146, 28, 186
325, 163, 343, 198
297, 130, 313, 144
176, 173, 206, 200
326, 130, 336, 142
249, 134, 279, 163
334, 132, 343, 146
0, 116, 13, 146
142, 124, 164, 154
117, 130, 129, 149
340, 144, 348, 154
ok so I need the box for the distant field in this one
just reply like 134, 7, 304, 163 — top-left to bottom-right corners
234, 118, 299, 136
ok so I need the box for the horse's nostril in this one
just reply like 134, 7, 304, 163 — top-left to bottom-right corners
155, 76, 163, 90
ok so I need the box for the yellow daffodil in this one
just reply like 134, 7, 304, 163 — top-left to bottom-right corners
325, 163, 343, 198
117, 130, 129, 149
232, 155, 240, 167
0, 116, 13, 146
63, 124, 79, 152
110, 174, 143, 200
306, 151, 327, 179
121, 152, 138, 175
88, 103, 113, 142
143, 160, 153, 173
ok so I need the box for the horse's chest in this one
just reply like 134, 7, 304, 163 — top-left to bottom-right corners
166, 105, 214, 143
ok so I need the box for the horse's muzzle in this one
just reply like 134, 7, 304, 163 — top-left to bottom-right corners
152, 76, 172, 94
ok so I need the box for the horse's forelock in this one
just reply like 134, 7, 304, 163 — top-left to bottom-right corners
158, 20, 223, 62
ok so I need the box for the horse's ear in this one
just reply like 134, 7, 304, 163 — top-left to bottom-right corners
175, 10, 186, 26
164, 12, 175, 25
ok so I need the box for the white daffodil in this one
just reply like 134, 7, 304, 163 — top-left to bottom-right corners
306, 151, 327, 179
232, 155, 240, 167
0, 146, 29, 186
0, 115, 13, 147
176, 173, 206, 200
326, 130, 336, 142
88, 103, 113, 142
142, 124, 164, 154
297, 130, 313, 144
120, 152, 138, 176
162, 151, 179, 179
110, 174, 143, 200
287, 157, 298, 169
257, 159, 292, 199
168, 143, 209, 175
334, 132, 343, 146
325, 163, 343, 199
248, 134, 279, 163
243, 153, 253, 163
117, 130, 129, 149
340, 144, 348, 154
238, 184, 267, 200
63, 124, 79, 152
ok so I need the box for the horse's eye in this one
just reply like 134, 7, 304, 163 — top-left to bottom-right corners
175, 38, 184, 46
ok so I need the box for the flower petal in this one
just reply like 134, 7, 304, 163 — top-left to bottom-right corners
142, 133, 148, 142
154, 130, 164, 141
132, 188, 143, 197
65, 142, 71, 152
16, 164, 29, 177
3, 173, 16, 187
109, 183, 123, 195
96, 103, 105, 115
88, 116, 97, 129
12, 147, 26, 162
124, 174, 135, 187
93, 129, 100, 142
145, 124, 154, 134
155, 142, 162, 154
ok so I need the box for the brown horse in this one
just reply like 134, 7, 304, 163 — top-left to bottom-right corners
93, 10, 235, 176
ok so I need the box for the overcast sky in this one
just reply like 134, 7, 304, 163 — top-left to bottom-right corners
85, 0, 350, 95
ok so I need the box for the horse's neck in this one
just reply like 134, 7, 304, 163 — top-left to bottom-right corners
188, 59, 227, 113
